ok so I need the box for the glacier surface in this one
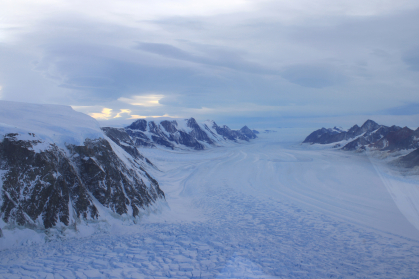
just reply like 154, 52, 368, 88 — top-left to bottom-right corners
1, 132, 419, 278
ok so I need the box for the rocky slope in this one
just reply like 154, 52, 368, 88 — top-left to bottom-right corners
303, 119, 419, 169
112, 118, 257, 150
0, 101, 165, 230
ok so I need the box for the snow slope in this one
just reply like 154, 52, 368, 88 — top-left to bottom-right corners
1, 132, 418, 278
0, 100, 103, 148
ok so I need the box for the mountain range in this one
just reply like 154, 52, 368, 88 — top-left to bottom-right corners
303, 119, 419, 169
0, 101, 257, 231
106, 118, 257, 151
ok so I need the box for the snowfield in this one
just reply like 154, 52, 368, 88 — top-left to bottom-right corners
0, 101, 103, 148
1, 132, 419, 278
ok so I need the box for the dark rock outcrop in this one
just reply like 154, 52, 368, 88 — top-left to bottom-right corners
372, 127, 419, 151
101, 127, 144, 159
0, 133, 164, 229
397, 148, 419, 168
126, 119, 147, 131
187, 118, 214, 144
212, 122, 252, 141
240, 126, 257, 139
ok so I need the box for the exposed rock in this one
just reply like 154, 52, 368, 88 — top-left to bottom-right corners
397, 148, 419, 168
304, 120, 382, 145
212, 122, 250, 141
126, 119, 147, 131
303, 127, 344, 144
186, 118, 215, 144
101, 127, 144, 159
303, 120, 419, 171
0, 133, 164, 229
342, 137, 370, 151
372, 127, 418, 151
124, 118, 256, 150
240, 126, 257, 139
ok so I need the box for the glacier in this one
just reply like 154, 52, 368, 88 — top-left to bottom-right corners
1, 130, 419, 278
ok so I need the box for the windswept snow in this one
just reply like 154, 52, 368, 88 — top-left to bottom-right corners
0, 101, 103, 148
1, 132, 419, 278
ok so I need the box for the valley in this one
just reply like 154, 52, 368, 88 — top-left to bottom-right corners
1, 133, 418, 278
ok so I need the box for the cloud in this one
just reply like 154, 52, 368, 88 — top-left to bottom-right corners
1, 1, 419, 128
114, 109, 132, 118
135, 42, 275, 75
118, 94, 164, 107
281, 64, 345, 88
379, 103, 419, 115
403, 46, 419, 71
89, 108, 113, 120
135, 43, 193, 61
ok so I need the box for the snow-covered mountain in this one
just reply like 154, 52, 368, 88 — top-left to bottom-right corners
303, 119, 419, 169
105, 118, 257, 150
0, 101, 165, 230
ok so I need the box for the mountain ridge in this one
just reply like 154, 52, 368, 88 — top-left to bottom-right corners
303, 119, 419, 169
115, 118, 257, 150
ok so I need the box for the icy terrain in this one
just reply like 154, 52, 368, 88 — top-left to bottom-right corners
0, 101, 103, 148
1, 132, 419, 278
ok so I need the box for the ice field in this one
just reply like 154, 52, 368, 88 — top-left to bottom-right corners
1, 132, 419, 278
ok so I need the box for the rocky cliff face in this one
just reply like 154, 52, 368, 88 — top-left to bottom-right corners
0, 133, 164, 229
120, 118, 257, 150
0, 101, 165, 230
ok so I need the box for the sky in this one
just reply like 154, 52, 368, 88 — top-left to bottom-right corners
1, 0, 419, 129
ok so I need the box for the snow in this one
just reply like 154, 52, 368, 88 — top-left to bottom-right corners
1, 132, 419, 277
0, 101, 103, 149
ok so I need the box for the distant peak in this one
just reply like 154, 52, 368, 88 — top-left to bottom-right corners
126, 119, 147, 131
362, 119, 378, 126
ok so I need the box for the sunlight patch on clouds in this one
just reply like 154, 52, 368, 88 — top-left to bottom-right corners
89, 108, 113, 120
118, 94, 164, 107
114, 109, 131, 118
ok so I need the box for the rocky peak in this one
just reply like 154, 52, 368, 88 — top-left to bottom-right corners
360, 119, 381, 133
160, 120, 178, 134
186, 117, 199, 128
240, 126, 257, 139
126, 119, 147, 131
